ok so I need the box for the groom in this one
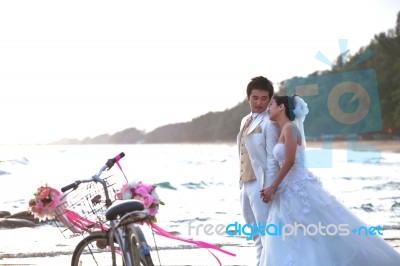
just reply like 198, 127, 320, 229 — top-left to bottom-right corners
237, 76, 280, 266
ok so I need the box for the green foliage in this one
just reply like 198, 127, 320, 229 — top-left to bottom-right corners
356, 32, 400, 130
279, 13, 400, 138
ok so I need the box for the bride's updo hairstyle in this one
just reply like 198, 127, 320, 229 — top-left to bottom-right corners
272, 95, 296, 121
273, 94, 309, 146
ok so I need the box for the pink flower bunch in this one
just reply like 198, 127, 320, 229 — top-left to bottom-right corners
117, 181, 164, 223
28, 185, 63, 221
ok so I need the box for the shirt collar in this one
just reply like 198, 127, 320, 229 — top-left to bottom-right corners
251, 110, 267, 119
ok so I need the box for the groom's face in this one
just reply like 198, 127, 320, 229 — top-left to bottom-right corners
248, 89, 270, 113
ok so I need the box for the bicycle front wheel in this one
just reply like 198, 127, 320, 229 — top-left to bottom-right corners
71, 232, 124, 266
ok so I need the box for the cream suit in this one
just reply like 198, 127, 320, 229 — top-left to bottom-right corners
237, 110, 280, 266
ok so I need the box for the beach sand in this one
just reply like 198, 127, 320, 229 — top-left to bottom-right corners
1, 243, 399, 266
0, 246, 256, 266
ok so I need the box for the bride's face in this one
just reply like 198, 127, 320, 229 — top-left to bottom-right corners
268, 99, 279, 121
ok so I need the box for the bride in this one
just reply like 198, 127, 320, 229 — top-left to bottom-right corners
260, 95, 400, 265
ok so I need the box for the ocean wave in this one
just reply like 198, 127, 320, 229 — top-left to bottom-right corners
170, 217, 211, 224
155, 181, 177, 190
383, 224, 400, 230
341, 176, 383, 181
0, 170, 10, 176
363, 181, 400, 191
10, 157, 30, 165
392, 202, 400, 209
181, 181, 208, 189
360, 203, 375, 212
347, 157, 382, 164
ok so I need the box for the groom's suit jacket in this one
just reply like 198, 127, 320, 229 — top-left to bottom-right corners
237, 111, 280, 189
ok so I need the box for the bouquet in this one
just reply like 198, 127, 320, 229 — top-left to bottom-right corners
28, 184, 63, 221
117, 181, 164, 223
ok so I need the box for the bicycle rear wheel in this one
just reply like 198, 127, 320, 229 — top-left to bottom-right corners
71, 232, 124, 266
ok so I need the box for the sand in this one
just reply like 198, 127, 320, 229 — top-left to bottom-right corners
1, 243, 399, 265
0, 246, 255, 266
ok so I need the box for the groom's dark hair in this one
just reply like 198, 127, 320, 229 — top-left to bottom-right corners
246, 76, 274, 98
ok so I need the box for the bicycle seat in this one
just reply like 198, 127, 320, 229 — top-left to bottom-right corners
105, 199, 145, 220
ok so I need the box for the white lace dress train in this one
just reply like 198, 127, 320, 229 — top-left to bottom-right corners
262, 144, 400, 266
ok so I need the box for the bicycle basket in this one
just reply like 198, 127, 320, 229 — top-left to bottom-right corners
55, 177, 118, 238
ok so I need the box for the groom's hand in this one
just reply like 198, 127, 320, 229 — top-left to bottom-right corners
260, 186, 275, 203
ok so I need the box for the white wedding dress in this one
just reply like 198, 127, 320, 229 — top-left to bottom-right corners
262, 143, 400, 266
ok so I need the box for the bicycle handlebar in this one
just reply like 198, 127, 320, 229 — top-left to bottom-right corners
61, 180, 81, 192
61, 152, 125, 193
106, 152, 125, 170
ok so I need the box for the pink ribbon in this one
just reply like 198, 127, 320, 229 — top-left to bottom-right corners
115, 155, 129, 183
63, 211, 235, 265
146, 222, 236, 265
65, 211, 108, 232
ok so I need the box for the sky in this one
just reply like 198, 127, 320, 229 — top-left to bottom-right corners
1, 0, 399, 144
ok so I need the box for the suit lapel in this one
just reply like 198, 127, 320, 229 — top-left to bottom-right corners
246, 112, 266, 135
239, 114, 252, 134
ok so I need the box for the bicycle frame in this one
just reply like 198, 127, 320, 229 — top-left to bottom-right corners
108, 223, 141, 266
59, 152, 152, 266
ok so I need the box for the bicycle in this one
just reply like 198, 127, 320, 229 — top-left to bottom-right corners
55, 152, 155, 266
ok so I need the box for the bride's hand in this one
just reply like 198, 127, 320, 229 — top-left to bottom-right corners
260, 186, 276, 203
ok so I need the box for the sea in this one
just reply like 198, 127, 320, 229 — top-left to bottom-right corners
0, 143, 399, 262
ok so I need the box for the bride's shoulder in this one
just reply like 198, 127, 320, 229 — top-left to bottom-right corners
281, 122, 302, 143
282, 122, 299, 135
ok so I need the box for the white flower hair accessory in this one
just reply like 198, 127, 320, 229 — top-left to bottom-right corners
292, 95, 309, 123
292, 95, 309, 147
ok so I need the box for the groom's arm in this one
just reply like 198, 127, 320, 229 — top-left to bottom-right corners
265, 120, 280, 188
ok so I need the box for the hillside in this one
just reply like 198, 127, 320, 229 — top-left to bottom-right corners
50, 100, 250, 144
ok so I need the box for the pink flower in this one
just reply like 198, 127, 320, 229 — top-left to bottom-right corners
142, 194, 154, 209
29, 199, 36, 207
118, 181, 164, 223
141, 183, 154, 193
28, 185, 63, 221
34, 201, 44, 214
136, 186, 148, 196
130, 188, 137, 197
149, 207, 158, 216
37, 186, 51, 201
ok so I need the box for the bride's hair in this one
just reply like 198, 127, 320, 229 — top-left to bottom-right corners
272, 95, 296, 121
273, 94, 309, 146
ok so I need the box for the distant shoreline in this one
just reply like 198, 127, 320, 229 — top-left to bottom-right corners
1, 140, 399, 154
306, 139, 400, 153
